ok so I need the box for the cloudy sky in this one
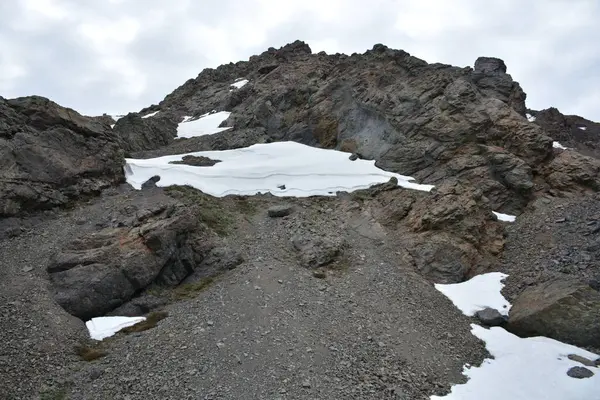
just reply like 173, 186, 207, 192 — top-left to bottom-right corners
1, 0, 599, 121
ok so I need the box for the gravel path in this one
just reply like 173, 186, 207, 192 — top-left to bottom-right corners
1, 190, 488, 400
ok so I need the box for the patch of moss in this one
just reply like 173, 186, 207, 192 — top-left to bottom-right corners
75, 345, 107, 362
120, 311, 169, 334
164, 185, 233, 236
172, 277, 215, 300
235, 197, 257, 216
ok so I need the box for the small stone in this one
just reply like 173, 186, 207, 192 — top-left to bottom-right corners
89, 367, 103, 380
349, 153, 359, 161
207, 321, 214, 326
141, 175, 161, 189
22, 266, 33, 273
378, 342, 385, 347
277, 184, 286, 190
554, 218, 566, 223
279, 388, 287, 394
567, 366, 594, 379
302, 380, 311, 388
475, 308, 506, 326
567, 354, 596, 367
216, 342, 225, 349
268, 205, 293, 218
277, 279, 283, 284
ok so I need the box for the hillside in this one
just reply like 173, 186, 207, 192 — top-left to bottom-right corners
0, 41, 598, 400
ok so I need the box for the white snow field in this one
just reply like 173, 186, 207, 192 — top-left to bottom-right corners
142, 110, 160, 118
85, 316, 146, 341
124, 141, 435, 197
433, 273, 599, 400
553, 141, 568, 150
492, 211, 516, 222
230, 78, 249, 89
434, 272, 511, 316
176, 111, 232, 138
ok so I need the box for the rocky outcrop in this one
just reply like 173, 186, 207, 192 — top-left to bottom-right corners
112, 112, 177, 153
135, 41, 599, 214
506, 278, 600, 348
359, 179, 504, 283
0, 96, 124, 217
529, 107, 600, 158
47, 204, 216, 319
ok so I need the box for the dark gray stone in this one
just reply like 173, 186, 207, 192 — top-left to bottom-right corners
141, 175, 161, 189
268, 205, 293, 218
475, 308, 506, 326
0, 96, 124, 217
566, 366, 594, 379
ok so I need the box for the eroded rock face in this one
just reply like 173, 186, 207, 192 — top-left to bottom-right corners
137, 41, 599, 214
507, 278, 600, 348
47, 204, 213, 319
112, 113, 177, 153
0, 96, 124, 217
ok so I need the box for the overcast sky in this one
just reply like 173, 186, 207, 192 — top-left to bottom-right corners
1, 0, 598, 121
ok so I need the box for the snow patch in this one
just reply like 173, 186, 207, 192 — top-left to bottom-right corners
433, 272, 599, 399
434, 272, 511, 316
85, 316, 146, 341
553, 141, 568, 150
431, 325, 600, 400
578, 126, 587, 131
141, 110, 159, 118
493, 211, 516, 222
124, 141, 435, 197
526, 113, 536, 122
230, 79, 249, 89
176, 111, 232, 139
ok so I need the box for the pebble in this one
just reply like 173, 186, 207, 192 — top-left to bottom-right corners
302, 380, 311, 388
566, 366, 594, 379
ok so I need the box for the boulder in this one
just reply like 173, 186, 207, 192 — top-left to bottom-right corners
507, 278, 600, 348
566, 366, 594, 379
291, 234, 344, 269
475, 308, 506, 326
47, 205, 212, 319
0, 96, 124, 217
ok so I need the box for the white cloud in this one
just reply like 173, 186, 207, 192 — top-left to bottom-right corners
0, 0, 598, 121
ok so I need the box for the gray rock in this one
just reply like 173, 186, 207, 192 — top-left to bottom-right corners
112, 112, 177, 153
141, 175, 161, 189
566, 366, 594, 379
291, 234, 344, 269
0, 96, 124, 217
475, 308, 506, 326
169, 155, 221, 167
567, 354, 596, 367
108, 295, 168, 317
183, 246, 244, 284
47, 205, 207, 319
268, 205, 293, 218
507, 278, 600, 348
349, 153, 359, 161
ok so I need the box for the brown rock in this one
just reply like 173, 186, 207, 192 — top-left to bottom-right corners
507, 278, 600, 348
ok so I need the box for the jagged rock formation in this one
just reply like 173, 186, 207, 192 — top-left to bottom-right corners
0, 96, 124, 217
529, 107, 600, 158
126, 41, 599, 215
112, 113, 177, 153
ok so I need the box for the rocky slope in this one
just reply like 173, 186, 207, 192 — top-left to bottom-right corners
0, 96, 124, 217
1, 40, 599, 399
127, 41, 599, 215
